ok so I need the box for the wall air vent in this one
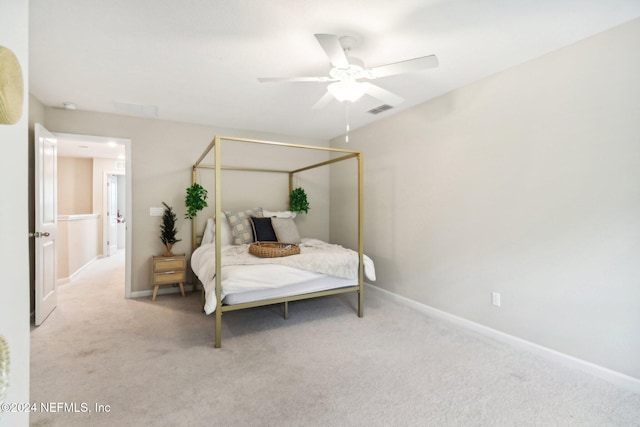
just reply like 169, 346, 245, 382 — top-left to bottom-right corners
368, 104, 393, 115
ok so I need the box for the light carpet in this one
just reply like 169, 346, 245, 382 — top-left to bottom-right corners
30, 251, 640, 426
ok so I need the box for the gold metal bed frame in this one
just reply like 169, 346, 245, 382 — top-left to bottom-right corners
191, 135, 364, 348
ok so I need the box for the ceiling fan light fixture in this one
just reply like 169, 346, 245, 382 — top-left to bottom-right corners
328, 81, 367, 103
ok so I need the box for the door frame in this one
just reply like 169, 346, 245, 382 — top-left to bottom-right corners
106, 173, 119, 256
123, 140, 133, 299
54, 132, 133, 299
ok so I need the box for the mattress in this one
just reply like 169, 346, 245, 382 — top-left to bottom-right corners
223, 269, 356, 305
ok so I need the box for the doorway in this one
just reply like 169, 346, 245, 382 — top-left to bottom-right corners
55, 133, 132, 298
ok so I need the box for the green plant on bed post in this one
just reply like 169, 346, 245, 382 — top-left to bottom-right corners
185, 183, 208, 219
289, 187, 310, 214
160, 202, 181, 256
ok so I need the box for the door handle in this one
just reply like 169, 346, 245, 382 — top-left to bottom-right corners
29, 232, 51, 238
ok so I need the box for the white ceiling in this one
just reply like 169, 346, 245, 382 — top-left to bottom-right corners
29, 0, 640, 141
55, 133, 126, 160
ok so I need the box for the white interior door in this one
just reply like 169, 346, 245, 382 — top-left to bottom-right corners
107, 174, 118, 256
34, 123, 58, 325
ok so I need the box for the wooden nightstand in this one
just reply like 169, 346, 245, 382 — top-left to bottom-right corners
152, 254, 186, 301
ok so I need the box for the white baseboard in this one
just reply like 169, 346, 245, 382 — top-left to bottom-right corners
365, 284, 640, 394
130, 283, 196, 299
57, 256, 100, 285
70, 256, 99, 280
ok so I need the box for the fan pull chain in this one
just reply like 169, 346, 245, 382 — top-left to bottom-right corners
345, 101, 350, 143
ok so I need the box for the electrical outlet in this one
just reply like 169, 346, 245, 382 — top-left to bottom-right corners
149, 207, 164, 217
492, 291, 501, 307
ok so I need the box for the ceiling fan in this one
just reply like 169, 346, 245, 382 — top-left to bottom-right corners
258, 33, 439, 109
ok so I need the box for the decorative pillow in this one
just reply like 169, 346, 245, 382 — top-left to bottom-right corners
271, 217, 301, 244
250, 216, 277, 242
263, 209, 297, 219
224, 208, 263, 244
202, 218, 214, 244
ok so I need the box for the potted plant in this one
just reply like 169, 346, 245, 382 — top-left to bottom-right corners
160, 202, 181, 256
185, 183, 208, 219
289, 187, 310, 214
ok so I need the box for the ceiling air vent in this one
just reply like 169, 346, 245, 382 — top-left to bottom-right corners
114, 101, 159, 118
368, 104, 393, 115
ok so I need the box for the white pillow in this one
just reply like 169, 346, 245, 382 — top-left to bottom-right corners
263, 209, 297, 219
219, 216, 233, 245
201, 216, 234, 246
202, 218, 215, 244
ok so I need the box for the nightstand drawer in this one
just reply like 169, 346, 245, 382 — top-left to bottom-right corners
154, 257, 186, 271
154, 270, 186, 284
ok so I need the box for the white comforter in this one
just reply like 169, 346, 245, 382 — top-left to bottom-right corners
191, 238, 376, 314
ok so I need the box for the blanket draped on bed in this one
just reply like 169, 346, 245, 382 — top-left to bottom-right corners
221, 239, 376, 280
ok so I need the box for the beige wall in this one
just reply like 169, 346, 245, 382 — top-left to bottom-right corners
0, 0, 30, 425
56, 155, 120, 278
330, 18, 640, 379
56, 215, 100, 280
57, 157, 93, 214
39, 109, 330, 293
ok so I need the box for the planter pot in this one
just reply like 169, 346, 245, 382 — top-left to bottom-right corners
163, 243, 173, 257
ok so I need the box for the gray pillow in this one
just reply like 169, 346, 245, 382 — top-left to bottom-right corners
224, 208, 263, 244
271, 217, 301, 244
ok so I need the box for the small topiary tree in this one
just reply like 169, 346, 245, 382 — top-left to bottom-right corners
160, 202, 181, 256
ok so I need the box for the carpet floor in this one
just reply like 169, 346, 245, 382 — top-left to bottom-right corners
30, 251, 640, 426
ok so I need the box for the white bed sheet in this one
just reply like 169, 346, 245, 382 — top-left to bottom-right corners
191, 239, 372, 314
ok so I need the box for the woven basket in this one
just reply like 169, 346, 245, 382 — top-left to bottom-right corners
249, 242, 300, 258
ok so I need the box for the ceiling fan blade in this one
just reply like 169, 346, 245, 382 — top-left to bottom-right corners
312, 91, 335, 110
258, 76, 333, 83
367, 55, 439, 79
362, 83, 404, 106
314, 34, 349, 68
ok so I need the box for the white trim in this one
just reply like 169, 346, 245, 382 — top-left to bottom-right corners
365, 284, 640, 394
124, 141, 132, 299
69, 256, 99, 280
131, 284, 196, 299
58, 214, 100, 221
56, 256, 99, 284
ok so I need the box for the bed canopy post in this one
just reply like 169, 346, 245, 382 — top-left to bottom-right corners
214, 136, 223, 348
192, 135, 216, 253
191, 167, 198, 253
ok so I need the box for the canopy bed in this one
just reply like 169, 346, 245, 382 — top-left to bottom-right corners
190, 135, 373, 348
